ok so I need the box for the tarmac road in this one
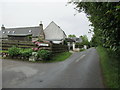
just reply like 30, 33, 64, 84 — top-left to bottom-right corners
2, 47, 104, 88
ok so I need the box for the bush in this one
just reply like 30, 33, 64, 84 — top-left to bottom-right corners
8, 46, 20, 57
19, 48, 33, 58
8, 46, 33, 59
79, 48, 85, 52
37, 50, 51, 60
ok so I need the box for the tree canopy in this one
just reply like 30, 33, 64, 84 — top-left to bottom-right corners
68, 34, 76, 37
70, 1, 120, 56
80, 35, 89, 46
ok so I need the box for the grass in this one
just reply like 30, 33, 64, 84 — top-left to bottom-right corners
43, 52, 72, 63
96, 46, 119, 88
79, 48, 85, 52
0, 50, 8, 53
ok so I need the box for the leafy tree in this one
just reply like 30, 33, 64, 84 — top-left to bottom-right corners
80, 35, 89, 45
80, 35, 90, 48
68, 34, 76, 37
69, 1, 120, 88
69, 1, 120, 56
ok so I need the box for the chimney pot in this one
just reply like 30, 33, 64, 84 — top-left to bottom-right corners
1, 24, 5, 30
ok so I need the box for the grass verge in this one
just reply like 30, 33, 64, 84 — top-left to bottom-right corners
96, 46, 119, 88
79, 48, 85, 52
43, 52, 72, 63
0, 50, 8, 53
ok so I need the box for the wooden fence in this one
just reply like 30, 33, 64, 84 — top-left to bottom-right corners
1, 40, 68, 53
1, 40, 35, 50
51, 44, 68, 53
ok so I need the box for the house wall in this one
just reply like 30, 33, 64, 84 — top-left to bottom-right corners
44, 22, 66, 40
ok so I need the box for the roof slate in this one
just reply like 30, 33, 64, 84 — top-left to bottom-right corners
1, 26, 43, 38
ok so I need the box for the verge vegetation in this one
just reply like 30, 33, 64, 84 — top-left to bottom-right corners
46, 52, 72, 63
3, 46, 72, 63
69, 1, 120, 88
97, 46, 119, 88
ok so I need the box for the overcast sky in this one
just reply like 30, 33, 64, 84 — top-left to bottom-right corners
1, 0, 93, 41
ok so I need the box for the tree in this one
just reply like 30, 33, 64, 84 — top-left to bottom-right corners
69, 1, 120, 56
80, 35, 90, 48
69, 1, 120, 88
68, 34, 76, 37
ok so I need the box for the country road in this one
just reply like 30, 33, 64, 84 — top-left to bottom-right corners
2, 48, 104, 88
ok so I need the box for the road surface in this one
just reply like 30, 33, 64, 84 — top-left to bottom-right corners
2, 48, 104, 88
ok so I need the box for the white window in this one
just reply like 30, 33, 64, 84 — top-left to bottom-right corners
29, 30, 32, 33
8, 31, 10, 33
13, 31, 15, 33
2, 31, 5, 34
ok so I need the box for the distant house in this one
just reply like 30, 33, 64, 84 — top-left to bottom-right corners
44, 21, 67, 44
66, 37, 82, 51
0, 21, 66, 44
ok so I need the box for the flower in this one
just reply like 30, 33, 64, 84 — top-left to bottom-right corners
32, 48, 38, 51
32, 41, 37, 43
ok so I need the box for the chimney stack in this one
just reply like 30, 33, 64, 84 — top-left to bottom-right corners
39, 21, 43, 29
1, 24, 5, 30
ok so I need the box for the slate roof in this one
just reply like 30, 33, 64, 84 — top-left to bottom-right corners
0, 25, 43, 38
7, 33, 32, 37
65, 38, 75, 42
68, 37, 82, 43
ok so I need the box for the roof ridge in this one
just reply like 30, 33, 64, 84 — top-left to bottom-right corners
5, 26, 40, 30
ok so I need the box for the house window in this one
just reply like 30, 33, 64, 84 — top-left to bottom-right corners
8, 31, 10, 33
2, 31, 5, 34
13, 31, 15, 33
29, 30, 32, 33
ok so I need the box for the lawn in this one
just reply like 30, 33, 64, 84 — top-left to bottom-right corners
96, 46, 119, 88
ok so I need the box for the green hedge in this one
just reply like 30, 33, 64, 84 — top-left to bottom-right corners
37, 50, 52, 60
8, 46, 20, 57
8, 46, 33, 58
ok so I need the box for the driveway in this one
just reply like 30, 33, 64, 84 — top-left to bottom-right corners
2, 48, 104, 88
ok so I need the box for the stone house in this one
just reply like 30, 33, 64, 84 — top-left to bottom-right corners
0, 23, 44, 41
0, 21, 66, 44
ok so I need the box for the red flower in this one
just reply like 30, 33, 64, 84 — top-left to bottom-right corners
32, 48, 38, 51
32, 41, 37, 43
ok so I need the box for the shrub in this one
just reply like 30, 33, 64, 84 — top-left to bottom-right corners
37, 50, 51, 60
19, 48, 33, 58
79, 48, 85, 52
8, 46, 20, 57
8, 46, 33, 59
